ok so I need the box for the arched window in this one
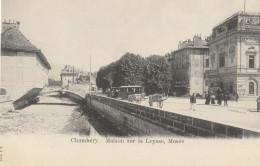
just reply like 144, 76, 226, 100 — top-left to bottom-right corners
249, 82, 254, 95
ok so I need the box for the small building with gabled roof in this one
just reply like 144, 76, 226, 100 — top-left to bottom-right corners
1, 20, 51, 99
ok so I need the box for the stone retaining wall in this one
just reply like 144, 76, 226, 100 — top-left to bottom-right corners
87, 94, 260, 138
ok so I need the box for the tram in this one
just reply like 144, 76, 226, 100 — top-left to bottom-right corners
108, 86, 145, 101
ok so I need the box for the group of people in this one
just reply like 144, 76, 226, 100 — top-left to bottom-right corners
109, 89, 119, 98
189, 90, 239, 111
205, 91, 229, 106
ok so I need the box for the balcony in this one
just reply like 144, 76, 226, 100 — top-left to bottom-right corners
205, 66, 260, 77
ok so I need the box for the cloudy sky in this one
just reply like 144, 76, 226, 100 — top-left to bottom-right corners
2, 0, 260, 71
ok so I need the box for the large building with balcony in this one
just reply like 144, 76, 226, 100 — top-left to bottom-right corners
166, 35, 209, 96
206, 12, 260, 97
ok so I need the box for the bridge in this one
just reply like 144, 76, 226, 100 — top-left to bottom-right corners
11, 87, 86, 110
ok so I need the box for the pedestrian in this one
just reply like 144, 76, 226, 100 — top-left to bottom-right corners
217, 94, 220, 105
114, 89, 119, 98
211, 94, 215, 104
256, 96, 260, 112
217, 93, 223, 105
223, 93, 228, 106
205, 93, 210, 105
236, 93, 239, 102
111, 89, 115, 98
190, 93, 196, 111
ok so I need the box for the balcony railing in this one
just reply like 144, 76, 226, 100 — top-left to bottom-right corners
205, 66, 260, 76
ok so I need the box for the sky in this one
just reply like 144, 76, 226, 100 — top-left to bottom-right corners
2, 0, 260, 72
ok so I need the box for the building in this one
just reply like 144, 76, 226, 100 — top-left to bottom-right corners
60, 65, 78, 88
60, 65, 97, 91
1, 20, 51, 99
206, 12, 260, 97
166, 35, 209, 96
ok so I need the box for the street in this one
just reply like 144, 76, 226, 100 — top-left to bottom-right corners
141, 97, 260, 132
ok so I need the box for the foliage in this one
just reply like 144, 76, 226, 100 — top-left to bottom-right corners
114, 52, 145, 86
144, 55, 172, 94
48, 78, 61, 86
96, 61, 118, 92
96, 53, 172, 94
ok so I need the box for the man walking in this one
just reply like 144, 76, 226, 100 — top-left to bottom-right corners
256, 96, 260, 112
190, 93, 196, 111
236, 93, 239, 102
223, 93, 228, 106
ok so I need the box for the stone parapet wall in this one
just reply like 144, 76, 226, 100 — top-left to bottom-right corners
88, 94, 260, 138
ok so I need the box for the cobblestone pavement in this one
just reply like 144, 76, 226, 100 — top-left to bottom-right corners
140, 97, 260, 132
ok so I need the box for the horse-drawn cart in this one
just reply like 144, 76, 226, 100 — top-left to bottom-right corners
148, 94, 168, 108
128, 93, 146, 103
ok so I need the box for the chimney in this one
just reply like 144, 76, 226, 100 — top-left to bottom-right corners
178, 41, 182, 49
193, 34, 203, 47
2, 20, 20, 33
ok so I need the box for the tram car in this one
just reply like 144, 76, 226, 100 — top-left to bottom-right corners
108, 86, 146, 102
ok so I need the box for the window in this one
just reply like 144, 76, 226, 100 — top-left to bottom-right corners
205, 59, 209, 67
249, 55, 255, 68
229, 45, 236, 64
249, 82, 254, 94
219, 54, 225, 67
128, 88, 134, 93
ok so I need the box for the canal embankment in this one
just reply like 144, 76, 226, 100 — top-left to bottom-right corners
86, 94, 260, 138
0, 92, 139, 137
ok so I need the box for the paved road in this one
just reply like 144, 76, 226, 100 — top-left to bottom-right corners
140, 97, 260, 132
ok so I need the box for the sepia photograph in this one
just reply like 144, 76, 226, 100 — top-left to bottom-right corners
1, 0, 260, 165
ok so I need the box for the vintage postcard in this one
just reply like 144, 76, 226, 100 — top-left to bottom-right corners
1, 0, 260, 165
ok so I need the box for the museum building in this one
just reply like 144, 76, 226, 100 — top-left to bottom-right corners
206, 11, 260, 97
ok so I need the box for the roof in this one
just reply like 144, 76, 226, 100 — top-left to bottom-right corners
120, 86, 143, 88
170, 45, 208, 55
1, 27, 51, 70
213, 11, 260, 29
60, 72, 78, 76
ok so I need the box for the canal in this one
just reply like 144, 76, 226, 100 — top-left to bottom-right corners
0, 92, 138, 136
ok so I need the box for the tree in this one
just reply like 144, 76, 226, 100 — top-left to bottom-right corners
144, 55, 172, 94
97, 53, 172, 94
114, 52, 145, 86
96, 61, 119, 92
48, 77, 61, 86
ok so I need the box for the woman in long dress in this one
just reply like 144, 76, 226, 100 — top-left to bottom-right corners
211, 94, 215, 104
205, 93, 210, 105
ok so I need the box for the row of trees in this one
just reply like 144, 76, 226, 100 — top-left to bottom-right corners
96, 52, 173, 94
